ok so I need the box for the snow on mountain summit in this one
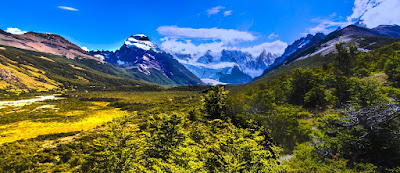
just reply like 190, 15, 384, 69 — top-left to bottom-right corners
90, 34, 203, 85
124, 34, 159, 51
172, 49, 279, 84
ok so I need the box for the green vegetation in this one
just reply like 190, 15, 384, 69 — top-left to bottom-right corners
0, 45, 166, 94
0, 89, 286, 172
1, 41, 400, 172
227, 41, 400, 172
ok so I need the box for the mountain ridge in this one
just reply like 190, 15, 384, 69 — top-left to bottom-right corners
90, 35, 203, 85
0, 29, 96, 60
258, 24, 400, 79
172, 48, 278, 84
0, 31, 203, 86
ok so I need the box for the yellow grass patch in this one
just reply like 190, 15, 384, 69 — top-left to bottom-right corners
75, 75, 89, 82
63, 110, 86, 117
32, 105, 58, 111
69, 64, 85, 70
0, 80, 11, 89
0, 108, 128, 144
87, 102, 109, 110
0, 60, 60, 91
373, 72, 389, 84
0, 55, 17, 64
20, 64, 41, 73
92, 101, 110, 107
38, 56, 55, 62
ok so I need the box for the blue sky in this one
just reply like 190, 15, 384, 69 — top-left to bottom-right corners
1, 0, 399, 56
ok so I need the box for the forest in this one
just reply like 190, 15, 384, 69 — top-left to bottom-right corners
0, 41, 400, 172
227, 41, 400, 172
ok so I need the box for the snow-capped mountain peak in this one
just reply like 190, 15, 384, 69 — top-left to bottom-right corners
90, 34, 203, 85
124, 34, 159, 51
172, 48, 279, 84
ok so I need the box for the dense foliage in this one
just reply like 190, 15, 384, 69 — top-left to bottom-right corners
2, 41, 400, 172
0, 89, 285, 172
228, 41, 400, 172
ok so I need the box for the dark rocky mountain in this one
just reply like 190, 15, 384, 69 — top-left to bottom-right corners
219, 66, 253, 84
267, 33, 325, 72
260, 25, 400, 77
91, 35, 203, 85
372, 25, 400, 38
173, 49, 278, 85
253, 50, 275, 69
196, 50, 214, 64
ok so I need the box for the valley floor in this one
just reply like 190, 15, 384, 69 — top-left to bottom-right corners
0, 91, 198, 144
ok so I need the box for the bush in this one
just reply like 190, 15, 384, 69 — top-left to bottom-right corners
315, 103, 400, 170
203, 85, 228, 120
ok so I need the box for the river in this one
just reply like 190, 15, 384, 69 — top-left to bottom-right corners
0, 95, 58, 109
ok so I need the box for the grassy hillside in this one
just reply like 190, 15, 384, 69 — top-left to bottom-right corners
230, 36, 400, 95
258, 30, 400, 84
226, 41, 400, 172
0, 45, 163, 94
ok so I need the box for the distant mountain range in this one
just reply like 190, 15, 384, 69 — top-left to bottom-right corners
0, 30, 202, 86
173, 24, 400, 84
258, 24, 400, 80
1, 24, 400, 88
269, 33, 326, 70
171, 49, 278, 84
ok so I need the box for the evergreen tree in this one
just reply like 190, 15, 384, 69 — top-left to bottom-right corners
333, 42, 359, 106
203, 85, 229, 120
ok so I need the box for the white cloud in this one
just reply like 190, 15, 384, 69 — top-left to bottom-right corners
81, 47, 89, 52
360, 0, 400, 28
177, 58, 237, 69
158, 26, 287, 59
160, 37, 287, 58
224, 10, 233, 17
240, 41, 288, 56
304, 0, 400, 35
160, 38, 225, 57
5, 27, 27, 35
268, 32, 279, 39
306, 18, 346, 34
206, 6, 225, 15
347, 0, 383, 24
157, 26, 256, 44
58, 6, 79, 11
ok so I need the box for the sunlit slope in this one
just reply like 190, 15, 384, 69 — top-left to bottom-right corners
0, 101, 128, 144
228, 37, 400, 94
0, 46, 162, 93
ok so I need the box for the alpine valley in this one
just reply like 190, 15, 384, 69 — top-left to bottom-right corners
2, 0, 400, 172
0, 30, 203, 92
90, 34, 280, 85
